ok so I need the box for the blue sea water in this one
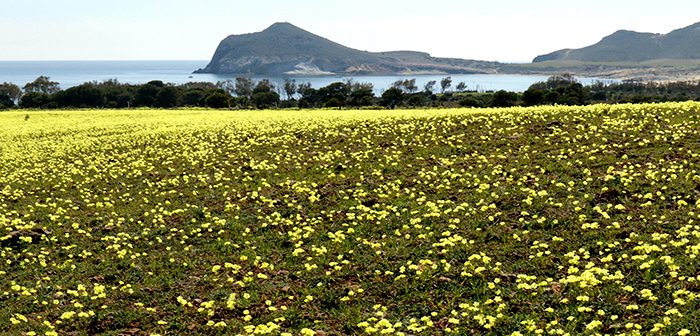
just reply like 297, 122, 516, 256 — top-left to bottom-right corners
0, 60, 608, 93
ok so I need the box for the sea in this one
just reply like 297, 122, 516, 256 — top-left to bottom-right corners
0, 60, 610, 94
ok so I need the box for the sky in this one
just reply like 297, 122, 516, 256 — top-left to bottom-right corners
1, 0, 699, 63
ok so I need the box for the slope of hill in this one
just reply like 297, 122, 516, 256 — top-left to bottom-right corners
195, 23, 501, 76
534, 22, 700, 63
196, 21, 700, 80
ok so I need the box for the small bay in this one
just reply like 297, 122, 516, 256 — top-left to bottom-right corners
0, 60, 610, 94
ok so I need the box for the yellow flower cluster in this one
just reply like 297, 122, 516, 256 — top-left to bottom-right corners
1, 103, 700, 334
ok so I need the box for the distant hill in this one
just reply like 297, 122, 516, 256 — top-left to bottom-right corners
195, 22, 501, 76
196, 22, 700, 81
534, 22, 700, 63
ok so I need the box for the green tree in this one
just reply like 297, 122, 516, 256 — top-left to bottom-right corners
405, 93, 428, 107
544, 91, 561, 104
490, 90, 519, 107
181, 89, 207, 107
23, 76, 60, 94
251, 91, 280, 109
53, 83, 105, 107
405, 79, 417, 93
318, 82, 350, 107
216, 80, 236, 96
456, 82, 467, 92
20, 92, 51, 108
134, 84, 160, 107
253, 79, 274, 94
146, 80, 165, 88
296, 82, 312, 96
235, 77, 254, 98
348, 86, 375, 107
459, 96, 484, 107
283, 79, 298, 100
381, 87, 404, 109
522, 89, 545, 106
155, 86, 180, 108
392, 79, 418, 94
423, 80, 437, 94
527, 74, 586, 105
204, 92, 231, 108
92, 79, 134, 108
0, 94, 13, 109
440, 76, 452, 93
529, 74, 579, 90
178, 82, 218, 91
297, 85, 318, 108
0, 82, 22, 104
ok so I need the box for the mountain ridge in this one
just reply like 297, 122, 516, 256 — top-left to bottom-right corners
196, 21, 700, 81
195, 22, 501, 76
534, 22, 700, 63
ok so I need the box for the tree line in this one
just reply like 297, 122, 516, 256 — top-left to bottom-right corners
3, 74, 700, 110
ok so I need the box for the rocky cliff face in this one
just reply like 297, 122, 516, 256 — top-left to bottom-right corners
534, 22, 700, 63
195, 23, 500, 76
196, 23, 395, 75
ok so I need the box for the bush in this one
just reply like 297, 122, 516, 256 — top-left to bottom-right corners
381, 88, 404, 109
0, 94, 14, 109
181, 90, 206, 107
324, 98, 342, 108
155, 86, 180, 108
20, 92, 52, 108
459, 97, 483, 108
405, 93, 430, 107
53, 84, 105, 108
204, 93, 231, 109
348, 88, 375, 107
490, 90, 519, 107
133, 84, 160, 107
252, 91, 280, 109
522, 89, 544, 106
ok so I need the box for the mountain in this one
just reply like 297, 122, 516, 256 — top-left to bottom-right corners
195, 22, 501, 76
196, 22, 700, 81
534, 22, 700, 63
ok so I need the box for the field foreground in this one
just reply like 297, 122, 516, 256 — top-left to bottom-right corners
2, 104, 700, 335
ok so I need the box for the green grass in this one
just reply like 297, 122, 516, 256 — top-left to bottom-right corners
1, 104, 700, 335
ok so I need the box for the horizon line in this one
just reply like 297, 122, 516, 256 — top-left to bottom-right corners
0, 59, 534, 64
0, 59, 211, 62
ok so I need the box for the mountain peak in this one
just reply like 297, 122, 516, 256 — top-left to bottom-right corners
534, 22, 700, 63
263, 22, 305, 33
608, 29, 643, 37
196, 22, 501, 76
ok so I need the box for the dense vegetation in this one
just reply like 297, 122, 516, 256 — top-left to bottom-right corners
3, 75, 700, 111
2, 103, 700, 335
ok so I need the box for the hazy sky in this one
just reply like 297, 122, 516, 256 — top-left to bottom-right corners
1, 0, 699, 62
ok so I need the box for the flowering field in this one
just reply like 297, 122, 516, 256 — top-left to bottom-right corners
1, 103, 700, 335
